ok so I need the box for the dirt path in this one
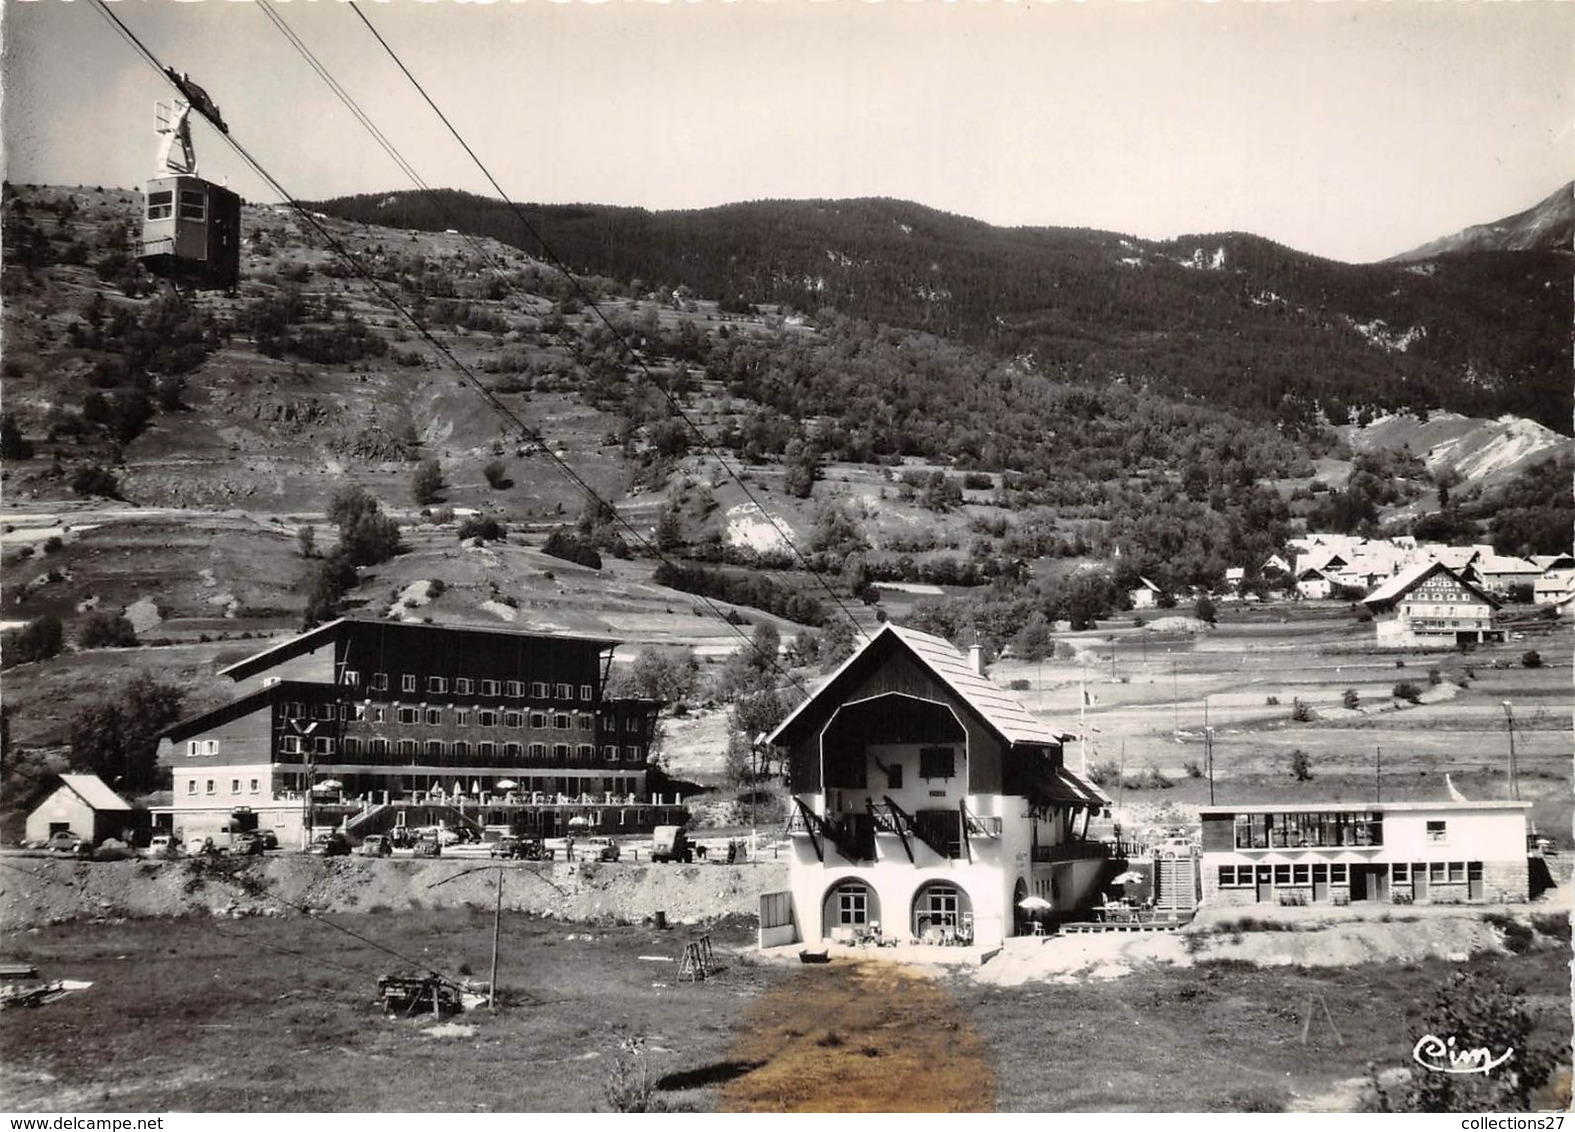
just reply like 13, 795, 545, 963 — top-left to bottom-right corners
721, 959, 994, 1112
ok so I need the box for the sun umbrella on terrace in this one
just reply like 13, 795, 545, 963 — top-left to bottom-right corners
312, 780, 341, 791
1017, 895, 1052, 911
1111, 870, 1145, 885
494, 780, 519, 791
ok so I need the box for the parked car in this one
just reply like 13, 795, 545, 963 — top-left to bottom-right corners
411, 836, 441, 858
231, 832, 264, 856
146, 835, 179, 858
583, 836, 620, 862
45, 831, 84, 854
187, 836, 218, 856
489, 836, 524, 859
358, 834, 393, 858
308, 831, 350, 857
258, 830, 279, 851
650, 825, 692, 863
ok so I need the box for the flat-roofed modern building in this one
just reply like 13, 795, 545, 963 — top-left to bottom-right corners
1198, 799, 1531, 907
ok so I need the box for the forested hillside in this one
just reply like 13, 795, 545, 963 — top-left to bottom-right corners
316, 190, 1572, 431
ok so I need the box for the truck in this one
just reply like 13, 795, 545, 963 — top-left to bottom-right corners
650, 825, 692, 864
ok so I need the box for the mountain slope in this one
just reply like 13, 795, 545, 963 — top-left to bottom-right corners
314, 190, 1573, 432
1390, 181, 1574, 261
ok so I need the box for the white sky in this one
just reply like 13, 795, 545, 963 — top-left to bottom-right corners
3, 0, 1571, 263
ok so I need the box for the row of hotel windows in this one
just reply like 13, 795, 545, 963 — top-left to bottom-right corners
339, 673, 594, 700
187, 778, 260, 795
280, 735, 645, 761
282, 703, 643, 732
1219, 862, 1480, 887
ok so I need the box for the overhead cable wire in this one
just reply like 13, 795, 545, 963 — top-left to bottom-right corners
348, 0, 871, 644
85, 0, 811, 698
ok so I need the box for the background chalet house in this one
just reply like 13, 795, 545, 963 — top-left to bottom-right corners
1199, 799, 1532, 906
25, 773, 139, 846
767, 624, 1111, 949
1361, 561, 1503, 648
155, 619, 683, 846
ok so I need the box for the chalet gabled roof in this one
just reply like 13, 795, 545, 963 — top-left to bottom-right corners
768, 623, 1072, 751
1362, 560, 1500, 611
57, 773, 132, 812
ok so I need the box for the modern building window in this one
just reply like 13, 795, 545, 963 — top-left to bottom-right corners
351, 705, 368, 722
206, 779, 216, 795
506, 681, 524, 698
556, 683, 572, 699
553, 713, 571, 730
505, 712, 523, 728
1392, 863, 1410, 883
314, 703, 336, 721
626, 746, 642, 762
287, 702, 306, 719
1426, 820, 1447, 844
530, 712, 547, 729
342, 670, 360, 687
397, 708, 420, 724
580, 684, 593, 701
231, 779, 240, 794
528, 743, 547, 759
504, 742, 523, 759
1272, 865, 1291, 886
478, 742, 496, 759
402, 675, 417, 693
425, 741, 444, 759
481, 680, 501, 696
531, 681, 548, 698
1447, 862, 1465, 883
577, 744, 595, 761
1429, 862, 1447, 883
578, 713, 595, 731
425, 709, 442, 726
371, 707, 386, 724
626, 717, 640, 732
428, 677, 448, 694
250, 779, 260, 794
370, 739, 389, 756
188, 780, 197, 795
454, 710, 470, 727
313, 737, 334, 755
187, 741, 200, 757
1292, 864, 1310, 885
342, 738, 361, 757
919, 746, 956, 780
604, 746, 619, 760
371, 673, 389, 691
452, 741, 470, 760
478, 711, 497, 727
455, 678, 474, 695
552, 743, 570, 760
281, 735, 303, 754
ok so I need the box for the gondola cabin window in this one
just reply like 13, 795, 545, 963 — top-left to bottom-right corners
147, 190, 174, 220
179, 189, 206, 220
919, 746, 955, 780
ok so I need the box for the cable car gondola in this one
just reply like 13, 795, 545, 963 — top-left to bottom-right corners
138, 68, 240, 292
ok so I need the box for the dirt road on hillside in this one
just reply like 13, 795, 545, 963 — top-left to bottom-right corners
722, 960, 994, 1112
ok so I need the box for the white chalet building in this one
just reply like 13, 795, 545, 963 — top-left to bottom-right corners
767, 624, 1110, 949
1361, 561, 1503, 648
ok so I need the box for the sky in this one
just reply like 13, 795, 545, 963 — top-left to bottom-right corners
3, 0, 1571, 263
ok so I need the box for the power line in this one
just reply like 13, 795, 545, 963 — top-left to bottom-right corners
347, 1, 871, 644
85, 0, 811, 699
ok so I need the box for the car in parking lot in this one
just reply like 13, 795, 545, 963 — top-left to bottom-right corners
583, 836, 620, 862
308, 831, 350, 857
231, 832, 265, 856
146, 835, 179, 858
358, 834, 393, 857
45, 831, 84, 854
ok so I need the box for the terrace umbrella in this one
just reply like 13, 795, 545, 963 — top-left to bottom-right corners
1017, 895, 1052, 911
312, 780, 341, 792
1111, 871, 1145, 886
494, 780, 519, 791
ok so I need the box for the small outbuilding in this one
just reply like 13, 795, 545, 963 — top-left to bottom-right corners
25, 773, 136, 846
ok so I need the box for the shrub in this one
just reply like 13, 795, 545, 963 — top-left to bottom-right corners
1289, 749, 1313, 781
1086, 759, 1121, 787
297, 525, 317, 559
1521, 650, 1543, 669
457, 516, 504, 542
1265, 695, 1280, 706
1341, 687, 1360, 710
1290, 698, 1313, 723
1392, 680, 1423, 704
1194, 595, 1217, 625
427, 578, 446, 599
1007, 678, 1031, 691
77, 612, 139, 649
1, 614, 64, 668
1144, 765, 1173, 790
1427, 667, 1442, 686
0, 413, 33, 460
42, 536, 63, 554
70, 464, 121, 498
1183, 760, 1203, 779
482, 458, 511, 489
543, 529, 601, 569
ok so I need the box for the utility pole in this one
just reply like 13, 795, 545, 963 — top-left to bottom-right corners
1205, 726, 1215, 805
1375, 746, 1382, 803
1170, 654, 1179, 733
1502, 702, 1520, 800
303, 749, 315, 849
489, 867, 502, 1011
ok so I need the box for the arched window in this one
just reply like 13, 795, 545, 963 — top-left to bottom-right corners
912, 881, 970, 939
821, 879, 879, 939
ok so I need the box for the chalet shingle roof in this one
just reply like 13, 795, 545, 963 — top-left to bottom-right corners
1362, 560, 1499, 610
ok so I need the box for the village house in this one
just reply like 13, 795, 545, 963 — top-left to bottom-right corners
1533, 558, 1575, 606
1466, 552, 1543, 597
765, 624, 1110, 949
25, 773, 138, 846
154, 619, 684, 846
1199, 799, 1531, 906
1128, 576, 1163, 610
1360, 560, 1503, 648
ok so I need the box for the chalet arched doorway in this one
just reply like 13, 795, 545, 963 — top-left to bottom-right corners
822, 878, 880, 940
912, 880, 972, 943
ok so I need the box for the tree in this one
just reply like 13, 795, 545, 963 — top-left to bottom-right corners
1392, 680, 1423, 704
1521, 650, 1542, 669
411, 458, 445, 506
77, 612, 139, 649
1342, 687, 1360, 710
482, 458, 511, 489
1289, 749, 1313, 781
1, 615, 63, 669
653, 505, 683, 552
0, 413, 33, 460
71, 464, 121, 499
301, 553, 357, 630
68, 674, 184, 793
297, 525, 317, 559
1011, 613, 1054, 662
1194, 594, 1218, 625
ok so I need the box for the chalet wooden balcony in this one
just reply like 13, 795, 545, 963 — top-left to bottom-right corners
1033, 839, 1115, 863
